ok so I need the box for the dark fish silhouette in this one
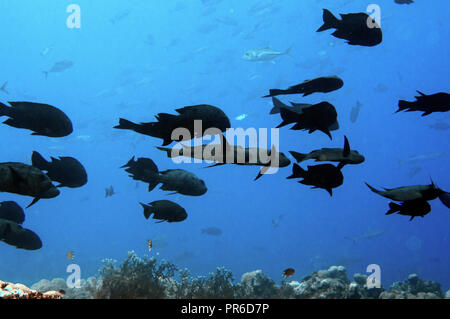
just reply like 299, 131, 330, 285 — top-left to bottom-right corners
0, 201, 25, 224
395, 0, 413, 4
0, 219, 42, 250
31, 151, 87, 188
287, 163, 343, 196
277, 102, 338, 139
0, 101, 73, 137
121, 156, 207, 196
0, 162, 60, 208
290, 136, 364, 169
263, 76, 343, 98
317, 9, 382, 47
397, 91, 450, 116
270, 97, 340, 131
365, 182, 445, 202
201, 227, 223, 236
350, 101, 362, 123
105, 185, 115, 198
114, 104, 231, 146
386, 199, 431, 221
140, 200, 187, 223
43, 60, 74, 79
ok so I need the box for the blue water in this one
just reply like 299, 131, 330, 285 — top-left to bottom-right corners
0, 0, 449, 293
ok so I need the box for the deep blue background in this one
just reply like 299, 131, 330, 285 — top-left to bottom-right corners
0, 0, 449, 292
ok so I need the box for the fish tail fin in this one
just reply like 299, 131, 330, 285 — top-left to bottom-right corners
140, 203, 154, 220
289, 151, 308, 163
284, 46, 293, 57
287, 163, 306, 179
263, 89, 286, 98
365, 182, 381, 195
386, 202, 400, 215
317, 9, 339, 32
31, 151, 49, 171
114, 118, 139, 130
397, 100, 413, 112
0, 102, 9, 117
269, 97, 286, 114
0, 81, 8, 94
43, 71, 48, 79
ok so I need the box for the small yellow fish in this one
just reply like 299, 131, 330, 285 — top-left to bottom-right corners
67, 251, 75, 261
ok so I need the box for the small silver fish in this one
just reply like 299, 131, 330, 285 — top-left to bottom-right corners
243, 46, 292, 63
43, 60, 74, 79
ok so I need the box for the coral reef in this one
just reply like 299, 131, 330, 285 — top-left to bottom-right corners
379, 274, 443, 299
93, 251, 178, 298
0, 280, 63, 299
7, 253, 447, 299
290, 266, 351, 298
31, 277, 101, 299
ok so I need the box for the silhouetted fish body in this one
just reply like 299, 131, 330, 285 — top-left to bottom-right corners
386, 199, 431, 221
317, 9, 382, 46
264, 76, 343, 97
140, 200, 187, 223
32, 151, 87, 188
290, 136, 364, 168
287, 163, 343, 196
122, 157, 207, 196
114, 104, 230, 146
277, 102, 338, 139
0, 101, 73, 137
0, 162, 60, 207
397, 91, 450, 116
0, 219, 42, 250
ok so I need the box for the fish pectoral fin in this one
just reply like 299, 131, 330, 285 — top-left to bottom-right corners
254, 167, 269, 181
26, 198, 40, 208
337, 162, 346, 170
166, 192, 178, 195
326, 188, 333, 196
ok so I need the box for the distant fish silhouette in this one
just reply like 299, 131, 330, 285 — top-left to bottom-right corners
43, 60, 74, 79
0, 81, 9, 94
105, 185, 115, 198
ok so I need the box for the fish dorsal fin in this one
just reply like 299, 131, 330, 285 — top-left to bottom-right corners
343, 135, 350, 157
417, 90, 426, 96
120, 156, 135, 168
